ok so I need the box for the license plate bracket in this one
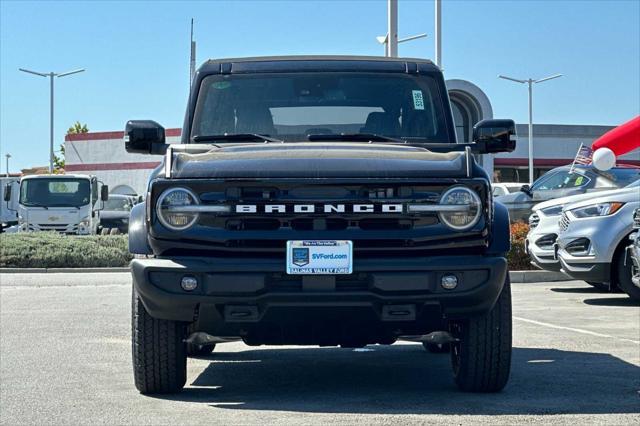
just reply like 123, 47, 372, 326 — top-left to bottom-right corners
286, 240, 353, 275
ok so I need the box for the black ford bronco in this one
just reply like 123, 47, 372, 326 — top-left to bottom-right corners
125, 56, 516, 394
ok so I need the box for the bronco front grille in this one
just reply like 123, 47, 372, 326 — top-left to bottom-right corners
150, 178, 491, 256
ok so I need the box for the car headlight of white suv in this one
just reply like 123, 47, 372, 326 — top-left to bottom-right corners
568, 202, 624, 218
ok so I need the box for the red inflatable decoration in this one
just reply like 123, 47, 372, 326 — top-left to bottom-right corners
590, 116, 640, 170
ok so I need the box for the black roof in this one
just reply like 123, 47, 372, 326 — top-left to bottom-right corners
197, 55, 440, 75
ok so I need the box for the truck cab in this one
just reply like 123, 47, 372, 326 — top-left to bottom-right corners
124, 56, 516, 394
4, 174, 108, 235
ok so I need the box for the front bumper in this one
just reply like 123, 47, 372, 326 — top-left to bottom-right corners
131, 255, 507, 340
556, 214, 629, 283
526, 214, 561, 271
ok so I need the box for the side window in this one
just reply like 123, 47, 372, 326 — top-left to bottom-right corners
532, 171, 590, 191
532, 171, 565, 191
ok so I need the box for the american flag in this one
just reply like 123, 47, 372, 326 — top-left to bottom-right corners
569, 143, 593, 173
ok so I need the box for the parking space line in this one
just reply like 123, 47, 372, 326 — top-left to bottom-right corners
514, 316, 640, 345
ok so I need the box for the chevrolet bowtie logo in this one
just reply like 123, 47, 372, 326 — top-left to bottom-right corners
234, 204, 404, 214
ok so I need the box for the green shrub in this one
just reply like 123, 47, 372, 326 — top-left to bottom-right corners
0, 233, 132, 268
508, 222, 535, 270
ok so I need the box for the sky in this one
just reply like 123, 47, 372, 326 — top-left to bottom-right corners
1, 0, 639, 172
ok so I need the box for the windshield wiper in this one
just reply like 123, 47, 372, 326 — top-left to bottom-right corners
192, 133, 283, 143
307, 133, 405, 143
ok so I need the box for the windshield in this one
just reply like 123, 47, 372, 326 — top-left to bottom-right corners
600, 168, 640, 186
104, 197, 131, 211
191, 72, 452, 143
19, 178, 91, 208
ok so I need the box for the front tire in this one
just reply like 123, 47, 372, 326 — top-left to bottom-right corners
616, 252, 640, 301
450, 275, 512, 392
131, 290, 187, 394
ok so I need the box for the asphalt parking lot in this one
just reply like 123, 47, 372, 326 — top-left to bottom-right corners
0, 273, 638, 425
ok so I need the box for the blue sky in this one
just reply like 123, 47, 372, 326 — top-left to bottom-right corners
1, 0, 639, 172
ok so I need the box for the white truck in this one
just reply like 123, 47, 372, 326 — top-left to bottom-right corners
3, 174, 109, 235
0, 177, 20, 231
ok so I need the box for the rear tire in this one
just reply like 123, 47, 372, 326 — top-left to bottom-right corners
422, 342, 450, 353
450, 275, 512, 392
615, 252, 640, 301
131, 290, 187, 394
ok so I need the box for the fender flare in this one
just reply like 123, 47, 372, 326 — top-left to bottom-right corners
128, 202, 152, 255
487, 201, 511, 256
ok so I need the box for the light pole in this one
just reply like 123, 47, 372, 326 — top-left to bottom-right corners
5, 154, 10, 177
377, 0, 427, 57
434, 0, 441, 67
377, 33, 428, 56
19, 68, 85, 173
498, 73, 563, 184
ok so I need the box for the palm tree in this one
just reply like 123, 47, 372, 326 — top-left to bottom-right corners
54, 122, 89, 173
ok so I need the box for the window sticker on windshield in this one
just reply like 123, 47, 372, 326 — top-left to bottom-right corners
412, 90, 425, 110
574, 176, 584, 186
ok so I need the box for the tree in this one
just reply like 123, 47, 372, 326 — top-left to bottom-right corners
53, 144, 66, 173
54, 121, 89, 173
67, 121, 89, 135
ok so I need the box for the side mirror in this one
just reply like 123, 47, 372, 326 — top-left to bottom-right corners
520, 184, 532, 196
472, 119, 516, 154
101, 185, 109, 201
124, 120, 168, 155
3, 185, 11, 202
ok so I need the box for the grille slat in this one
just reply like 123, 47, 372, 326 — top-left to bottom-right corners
559, 213, 570, 232
529, 213, 540, 229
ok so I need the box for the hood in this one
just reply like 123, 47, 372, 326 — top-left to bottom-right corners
100, 210, 129, 220
170, 143, 469, 179
495, 190, 529, 204
563, 187, 640, 210
532, 190, 621, 212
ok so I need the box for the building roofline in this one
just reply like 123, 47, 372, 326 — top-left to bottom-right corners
65, 128, 181, 142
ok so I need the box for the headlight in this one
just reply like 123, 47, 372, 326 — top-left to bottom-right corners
569, 202, 624, 218
438, 186, 482, 231
79, 217, 90, 227
156, 187, 200, 230
540, 205, 563, 216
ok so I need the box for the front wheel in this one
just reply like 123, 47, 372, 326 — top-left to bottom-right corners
131, 290, 187, 394
616, 252, 640, 301
450, 275, 512, 392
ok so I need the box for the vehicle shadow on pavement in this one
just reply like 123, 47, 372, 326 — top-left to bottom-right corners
154, 344, 640, 415
583, 297, 640, 307
550, 286, 602, 294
